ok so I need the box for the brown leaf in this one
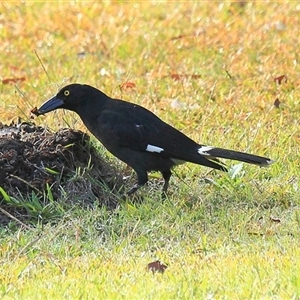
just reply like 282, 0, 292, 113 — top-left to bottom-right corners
169, 74, 201, 81
274, 75, 287, 85
147, 260, 167, 274
247, 231, 264, 236
2, 77, 26, 84
171, 34, 188, 40
170, 30, 204, 40
9, 66, 21, 72
270, 216, 281, 223
274, 98, 281, 108
30, 107, 43, 118
30, 107, 39, 116
120, 82, 136, 90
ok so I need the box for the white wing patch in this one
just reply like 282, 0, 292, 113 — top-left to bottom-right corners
146, 144, 164, 153
198, 146, 214, 156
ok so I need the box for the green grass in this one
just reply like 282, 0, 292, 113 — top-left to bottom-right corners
1, 1, 300, 299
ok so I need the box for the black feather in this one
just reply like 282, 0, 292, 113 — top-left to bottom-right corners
37, 83, 274, 196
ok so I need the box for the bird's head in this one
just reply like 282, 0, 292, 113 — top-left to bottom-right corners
36, 83, 103, 115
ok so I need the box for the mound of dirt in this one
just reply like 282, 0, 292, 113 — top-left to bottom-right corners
0, 121, 124, 225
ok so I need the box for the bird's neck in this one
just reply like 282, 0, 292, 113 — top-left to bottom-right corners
74, 97, 107, 132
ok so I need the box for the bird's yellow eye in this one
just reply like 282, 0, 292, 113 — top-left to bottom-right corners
64, 90, 70, 96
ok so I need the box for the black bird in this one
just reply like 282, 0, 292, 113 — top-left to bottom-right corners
35, 84, 273, 196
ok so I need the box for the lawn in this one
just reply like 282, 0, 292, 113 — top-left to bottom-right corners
1, 1, 300, 299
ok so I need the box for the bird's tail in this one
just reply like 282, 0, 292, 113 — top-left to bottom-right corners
198, 145, 274, 167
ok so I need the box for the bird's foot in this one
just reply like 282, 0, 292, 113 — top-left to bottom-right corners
161, 190, 168, 200
126, 183, 144, 196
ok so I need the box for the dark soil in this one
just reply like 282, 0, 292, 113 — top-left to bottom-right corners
0, 121, 124, 226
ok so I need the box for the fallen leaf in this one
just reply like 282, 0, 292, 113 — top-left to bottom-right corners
171, 34, 188, 40
170, 30, 204, 40
30, 107, 41, 118
274, 75, 287, 85
247, 231, 264, 236
77, 52, 86, 58
274, 98, 281, 108
2, 77, 26, 84
9, 66, 21, 71
270, 216, 281, 223
147, 260, 167, 274
120, 82, 136, 90
168, 74, 201, 81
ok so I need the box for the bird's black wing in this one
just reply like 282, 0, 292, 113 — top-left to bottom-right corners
92, 102, 225, 171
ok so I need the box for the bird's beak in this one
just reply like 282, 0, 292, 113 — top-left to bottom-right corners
37, 96, 64, 115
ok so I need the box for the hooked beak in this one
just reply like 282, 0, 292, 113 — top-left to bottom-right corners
37, 96, 64, 115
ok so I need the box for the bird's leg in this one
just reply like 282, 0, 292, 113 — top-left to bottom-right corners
126, 183, 143, 196
126, 171, 148, 196
161, 170, 172, 198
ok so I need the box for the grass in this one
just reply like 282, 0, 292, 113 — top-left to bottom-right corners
1, 1, 300, 299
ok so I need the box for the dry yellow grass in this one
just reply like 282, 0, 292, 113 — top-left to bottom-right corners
1, 1, 300, 299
